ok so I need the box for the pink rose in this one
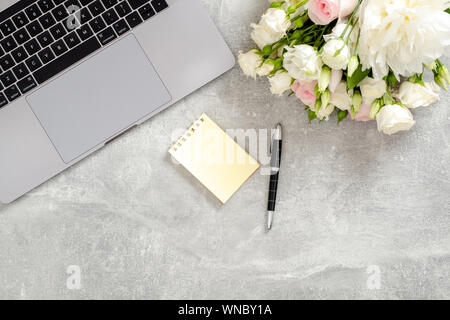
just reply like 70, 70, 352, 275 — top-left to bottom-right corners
292, 80, 318, 107
308, 0, 358, 25
353, 101, 373, 122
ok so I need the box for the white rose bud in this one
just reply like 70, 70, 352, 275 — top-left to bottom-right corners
318, 66, 331, 92
347, 55, 359, 77
283, 44, 323, 80
359, 77, 386, 104
376, 104, 416, 135
251, 8, 291, 49
393, 81, 440, 109
321, 89, 331, 109
329, 81, 352, 111
322, 39, 350, 70
238, 49, 263, 79
317, 104, 335, 121
269, 71, 292, 96
351, 90, 362, 112
257, 60, 275, 76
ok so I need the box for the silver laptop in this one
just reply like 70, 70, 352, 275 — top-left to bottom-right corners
0, 0, 235, 203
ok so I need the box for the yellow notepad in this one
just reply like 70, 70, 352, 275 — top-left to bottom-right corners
169, 114, 260, 204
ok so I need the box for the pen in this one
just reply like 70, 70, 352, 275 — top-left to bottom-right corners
267, 123, 282, 230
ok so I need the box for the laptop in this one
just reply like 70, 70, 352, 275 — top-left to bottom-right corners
0, 0, 235, 203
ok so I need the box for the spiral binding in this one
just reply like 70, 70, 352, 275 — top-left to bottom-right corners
170, 115, 206, 153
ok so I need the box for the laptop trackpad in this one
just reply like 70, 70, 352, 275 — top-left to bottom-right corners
27, 35, 171, 163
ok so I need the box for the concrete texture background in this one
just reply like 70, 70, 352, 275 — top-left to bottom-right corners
1, 0, 450, 300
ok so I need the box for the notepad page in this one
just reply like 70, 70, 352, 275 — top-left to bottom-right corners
169, 114, 260, 204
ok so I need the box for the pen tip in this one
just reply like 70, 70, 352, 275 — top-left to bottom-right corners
267, 211, 273, 230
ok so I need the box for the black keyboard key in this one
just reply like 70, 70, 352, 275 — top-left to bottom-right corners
78, 7, 92, 24
102, 8, 119, 24
12, 12, 29, 29
0, 71, 16, 87
125, 11, 142, 28
12, 62, 30, 80
39, 12, 57, 29
88, 1, 106, 16
151, 0, 168, 12
26, 55, 43, 72
37, 31, 54, 47
80, 0, 95, 5
89, 16, 106, 32
139, 4, 155, 20
0, 46, 4, 57
97, 26, 116, 45
129, 0, 147, 10
38, 0, 56, 13
0, 54, 14, 71
54, 0, 66, 4
52, 5, 69, 21
24, 38, 41, 55
26, 20, 44, 37
4, 85, 21, 102
11, 46, 28, 63
115, 1, 131, 17
50, 23, 67, 40
76, 24, 93, 40
38, 47, 55, 64
112, 19, 129, 36
17, 75, 37, 94
13, 28, 31, 45
0, 20, 17, 36
64, 32, 81, 48
101, 0, 118, 9
25, 4, 43, 21
33, 37, 101, 84
0, 93, 8, 108
51, 39, 68, 55
0, 36, 18, 53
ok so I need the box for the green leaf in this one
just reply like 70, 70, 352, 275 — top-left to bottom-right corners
337, 110, 348, 124
446, 8, 450, 14
347, 65, 371, 90
308, 110, 317, 123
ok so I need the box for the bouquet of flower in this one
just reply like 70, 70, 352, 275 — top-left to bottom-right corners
239, 0, 450, 135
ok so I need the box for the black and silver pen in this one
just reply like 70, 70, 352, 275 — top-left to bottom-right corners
267, 124, 282, 230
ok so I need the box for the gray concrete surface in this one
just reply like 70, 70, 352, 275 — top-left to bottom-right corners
1, 0, 450, 300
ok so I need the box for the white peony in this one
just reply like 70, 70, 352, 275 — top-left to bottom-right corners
317, 104, 335, 121
376, 104, 416, 135
257, 60, 275, 76
359, 77, 386, 104
238, 50, 263, 79
269, 71, 292, 95
393, 81, 440, 109
322, 38, 351, 70
329, 81, 352, 111
358, 0, 450, 80
283, 45, 323, 80
251, 8, 291, 49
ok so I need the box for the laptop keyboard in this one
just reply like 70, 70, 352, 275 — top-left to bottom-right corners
0, 0, 168, 109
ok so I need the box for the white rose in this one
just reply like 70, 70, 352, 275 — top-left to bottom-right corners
393, 81, 440, 109
238, 50, 263, 79
359, 77, 386, 104
257, 60, 275, 76
317, 104, 335, 121
329, 81, 352, 111
283, 45, 323, 80
376, 104, 416, 135
269, 71, 292, 96
322, 39, 351, 70
251, 8, 291, 49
